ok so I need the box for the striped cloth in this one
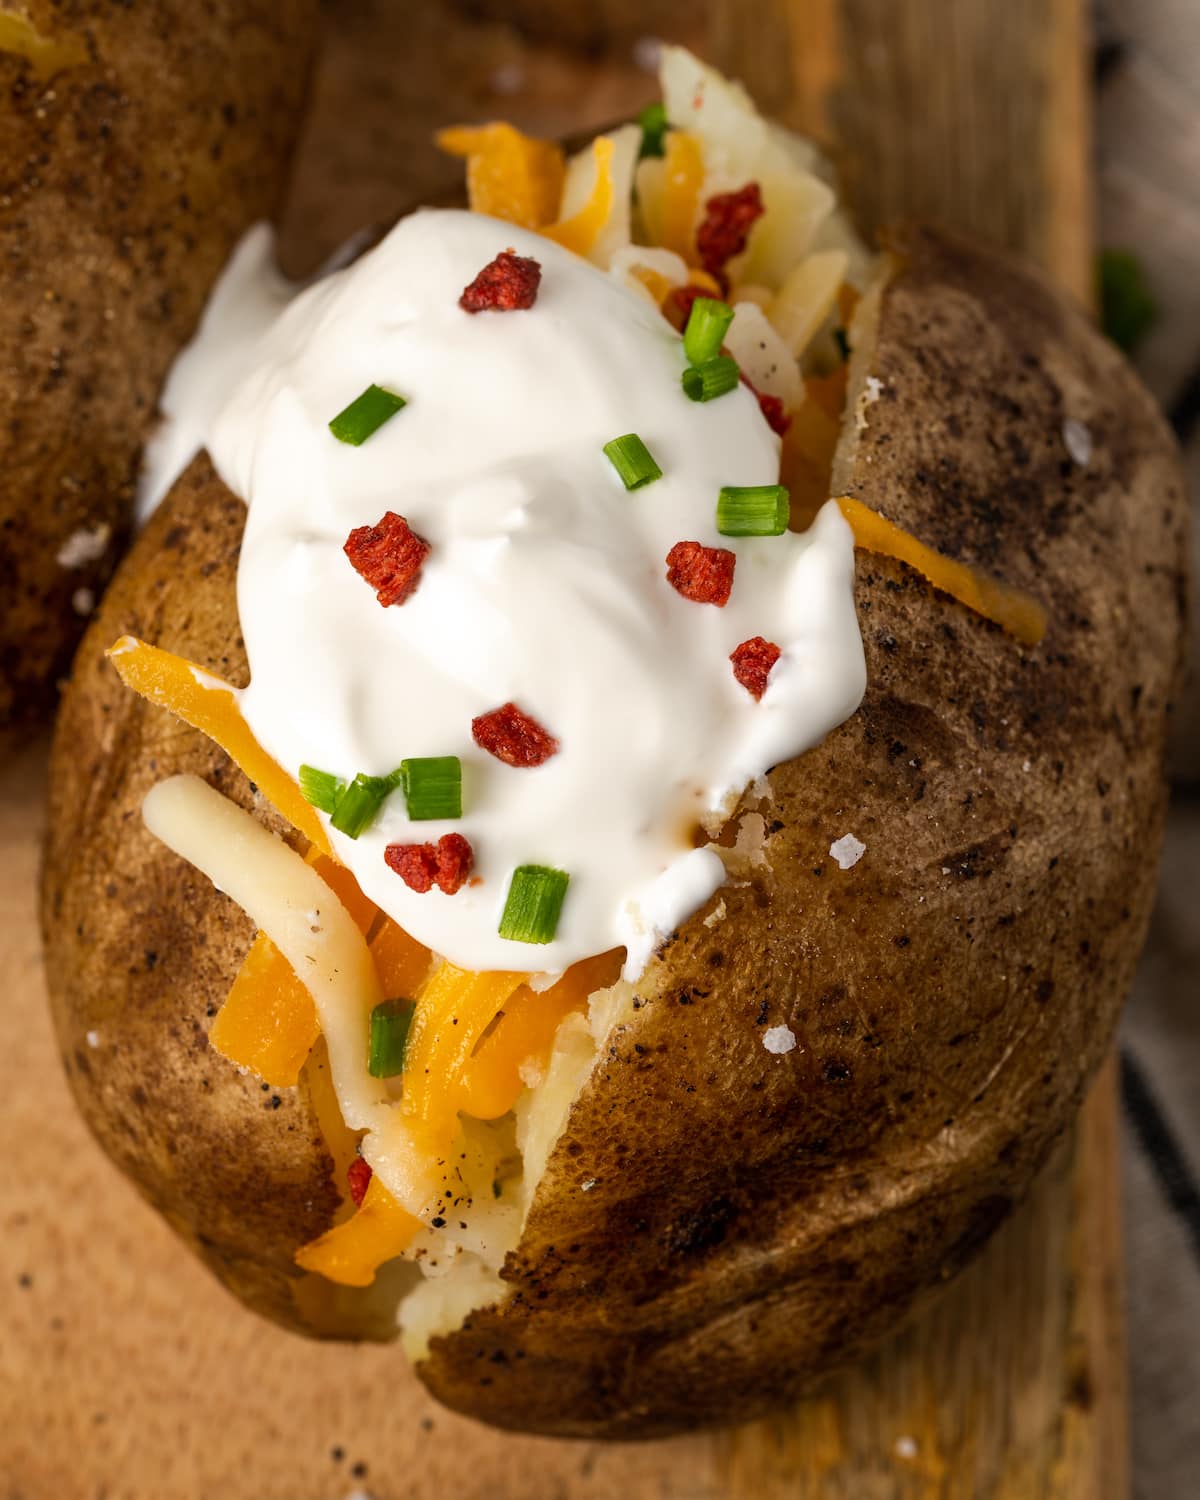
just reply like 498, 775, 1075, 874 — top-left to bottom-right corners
1119, 802, 1200, 1498
1096, 5, 1200, 1493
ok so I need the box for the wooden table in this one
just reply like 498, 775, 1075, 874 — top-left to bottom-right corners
0, 2, 1129, 1495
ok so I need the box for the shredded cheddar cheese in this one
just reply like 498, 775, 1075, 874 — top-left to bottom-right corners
436, 122, 565, 230
107, 636, 331, 856
540, 136, 616, 258
630, 264, 676, 307
211, 933, 321, 1088
781, 379, 845, 532
0, 12, 87, 78
837, 496, 1048, 646
458, 950, 623, 1120
211, 852, 378, 1086
295, 1174, 421, 1287
659, 130, 705, 264
684, 267, 724, 296
403, 966, 527, 1151
369, 916, 433, 1000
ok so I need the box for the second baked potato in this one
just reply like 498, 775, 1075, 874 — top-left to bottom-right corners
0, 0, 317, 738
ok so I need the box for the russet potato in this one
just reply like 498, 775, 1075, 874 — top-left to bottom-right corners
41, 226, 1189, 1437
0, 0, 317, 739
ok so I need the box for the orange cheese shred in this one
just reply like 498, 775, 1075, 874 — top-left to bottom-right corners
211, 853, 378, 1087
308, 850, 380, 933
836, 280, 861, 331
458, 949, 623, 1121
837, 496, 1048, 646
658, 130, 705, 263
106, 635, 330, 856
402, 965, 527, 1152
436, 122, 565, 230
540, 135, 616, 257
781, 370, 849, 531
805, 364, 850, 422
683, 267, 724, 297
301, 1038, 362, 1209
210, 934, 320, 1088
294, 1174, 421, 1287
369, 915, 432, 1000
0, 13, 88, 80
630, 264, 675, 308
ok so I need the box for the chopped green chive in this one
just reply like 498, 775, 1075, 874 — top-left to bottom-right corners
637, 101, 668, 159
683, 297, 735, 366
498, 864, 570, 944
603, 433, 662, 491
681, 355, 740, 403
330, 770, 402, 839
401, 756, 462, 821
717, 484, 791, 537
298, 764, 345, 815
329, 384, 407, 446
368, 998, 415, 1078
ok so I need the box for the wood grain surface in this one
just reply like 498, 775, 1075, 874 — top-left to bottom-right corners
0, 1, 1131, 1496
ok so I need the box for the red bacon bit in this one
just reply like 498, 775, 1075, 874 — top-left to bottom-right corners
344, 511, 430, 607
731, 637, 782, 700
472, 701, 560, 768
385, 834, 475, 896
665, 541, 736, 607
386, 842, 437, 893
739, 371, 792, 436
459, 250, 542, 313
665, 283, 703, 333
347, 1156, 373, 1207
433, 833, 474, 894
756, 391, 791, 436
695, 183, 764, 278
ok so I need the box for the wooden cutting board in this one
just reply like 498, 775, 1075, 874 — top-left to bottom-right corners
0, 1, 1128, 1496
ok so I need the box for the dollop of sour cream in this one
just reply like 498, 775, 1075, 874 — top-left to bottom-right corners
150, 210, 865, 978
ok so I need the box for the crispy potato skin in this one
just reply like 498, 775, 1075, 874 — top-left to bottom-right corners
42, 230, 1190, 1431
0, 0, 317, 740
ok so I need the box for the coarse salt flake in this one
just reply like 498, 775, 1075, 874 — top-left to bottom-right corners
85, 1030, 101, 1048
1062, 417, 1092, 468
633, 35, 662, 72
894, 1435, 919, 1460
762, 1024, 797, 1055
56, 522, 111, 570
855, 375, 884, 431
489, 61, 525, 95
517, 1058, 545, 1090
830, 833, 865, 869
72, 587, 95, 616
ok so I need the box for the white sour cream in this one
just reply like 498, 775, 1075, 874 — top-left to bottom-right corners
154, 210, 865, 978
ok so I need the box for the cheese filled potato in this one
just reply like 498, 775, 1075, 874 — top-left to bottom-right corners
0, 0, 317, 739
42, 51, 1189, 1438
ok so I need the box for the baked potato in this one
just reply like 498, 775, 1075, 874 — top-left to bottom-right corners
40, 41, 1189, 1438
41, 224, 1189, 1437
0, 0, 317, 739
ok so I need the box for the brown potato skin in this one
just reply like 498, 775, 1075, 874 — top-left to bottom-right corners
40, 458, 406, 1341
0, 0, 318, 741
41, 229, 1190, 1433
